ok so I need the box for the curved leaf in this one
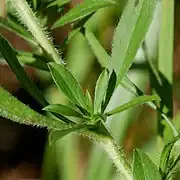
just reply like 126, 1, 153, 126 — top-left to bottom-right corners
106, 95, 160, 116
49, 124, 86, 145
159, 135, 180, 177
0, 15, 37, 47
52, 0, 117, 28
47, 0, 70, 8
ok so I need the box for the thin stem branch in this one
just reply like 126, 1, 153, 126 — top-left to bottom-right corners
161, 114, 179, 137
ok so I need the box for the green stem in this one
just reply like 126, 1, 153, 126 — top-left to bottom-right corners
85, 128, 133, 180
8, 0, 61, 63
161, 114, 178, 137
100, 137, 133, 180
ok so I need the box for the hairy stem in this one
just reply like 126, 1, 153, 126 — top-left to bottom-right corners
85, 128, 133, 180
8, 0, 61, 63
100, 137, 133, 180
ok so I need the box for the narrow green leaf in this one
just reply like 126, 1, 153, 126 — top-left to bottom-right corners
101, 70, 117, 113
142, 42, 162, 86
111, 0, 156, 84
32, 0, 37, 10
49, 125, 86, 145
161, 114, 178, 138
52, 0, 117, 28
0, 86, 70, 129
48, 62, 87, 109
106, 95, 160, 116
85, 29, 110, 69
85, 90, 93, 115
94, 69, 108, 113
133, 149, 161, 180
159, 135, 180, 177
0, 35, 47, 107
158, 0, 173, 118
66, 28, 81, 44
47, 0, 70, 8
0, 15, 37, 47
17, 51, 49, 70
158, 0, 173, 84
167, 154, 180, 179
43, 104, 83, 118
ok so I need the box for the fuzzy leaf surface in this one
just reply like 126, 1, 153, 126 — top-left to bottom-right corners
0, 87, 71, 129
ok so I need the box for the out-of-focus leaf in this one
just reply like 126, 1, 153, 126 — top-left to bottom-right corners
157, 0, 174, 119
43, 104, 83, 118
106, 95, 160, 116
164, 113, 180, 143
0, 35, 47, 107
0, 15, 37, 47
158, 0, 173, 84
17, 51, 48, 70
167, 154, 180, 179
111, 0, 156, 84
32, 0, 37, 9
48, 62, 87, 109
49, 124, 86, 145
47, 0, 70, 8
133, 149, 161, 180
0, 0, 5, 17
159, 135, 180, 177
94, 69, 108, 113
85, 29, 110, 69
52, 0, 117, 28
0, 86, 70, 129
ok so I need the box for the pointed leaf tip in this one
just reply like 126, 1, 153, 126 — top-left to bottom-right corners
52, 0, 117, 28
48, 62, 87, 109
94, 69, 109, 113
133, 149, 161, 180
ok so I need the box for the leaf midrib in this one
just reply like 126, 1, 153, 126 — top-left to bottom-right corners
52, 65, 86, 109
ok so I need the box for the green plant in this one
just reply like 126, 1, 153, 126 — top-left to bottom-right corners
0, 0, 179, 179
